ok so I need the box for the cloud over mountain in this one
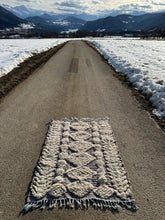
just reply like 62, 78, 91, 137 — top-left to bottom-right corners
1, 0, 165, 17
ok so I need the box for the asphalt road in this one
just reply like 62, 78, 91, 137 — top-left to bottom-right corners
0, 40, 164, 220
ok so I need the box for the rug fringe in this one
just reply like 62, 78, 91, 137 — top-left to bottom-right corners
23, 199, 137, 213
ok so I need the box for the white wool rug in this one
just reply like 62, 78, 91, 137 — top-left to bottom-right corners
24, 118, 136, 212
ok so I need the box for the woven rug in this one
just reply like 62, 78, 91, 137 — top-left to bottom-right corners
24, 118, 136, 212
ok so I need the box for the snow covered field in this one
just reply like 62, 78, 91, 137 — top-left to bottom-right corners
0, 38, 68, 78
88, 37, 165, 118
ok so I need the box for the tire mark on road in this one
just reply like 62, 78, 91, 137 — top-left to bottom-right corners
69, 58, 79, 73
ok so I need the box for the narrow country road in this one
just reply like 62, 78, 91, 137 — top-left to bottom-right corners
0, 40, 164, 220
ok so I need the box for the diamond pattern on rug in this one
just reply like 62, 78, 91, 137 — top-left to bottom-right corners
24, 118, 136, 212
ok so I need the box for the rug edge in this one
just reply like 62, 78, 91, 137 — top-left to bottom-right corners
50, 117, 110, 123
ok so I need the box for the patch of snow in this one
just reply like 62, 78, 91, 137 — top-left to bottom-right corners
124, 34, 133, 37
8, 35, 21, 39
53, 21, 70, 26
97, 29, 106, 32
0, 38, 69, 78
61, 29, 78, 33
88, 37, 165, 118
19, 23, 35, 29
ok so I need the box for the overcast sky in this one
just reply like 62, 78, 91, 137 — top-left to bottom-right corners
1, 0, 165, 15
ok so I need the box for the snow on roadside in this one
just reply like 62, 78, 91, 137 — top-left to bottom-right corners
0, 38, 69, 78
88, 37, 165, 119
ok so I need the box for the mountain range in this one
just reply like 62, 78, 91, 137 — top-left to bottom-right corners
0, 6, 25, 29
2, 4, 99, 21
0, 5, 165, 34
2, 4, 54, 19
26, 15, 86, 33
81, 13, 165, 33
